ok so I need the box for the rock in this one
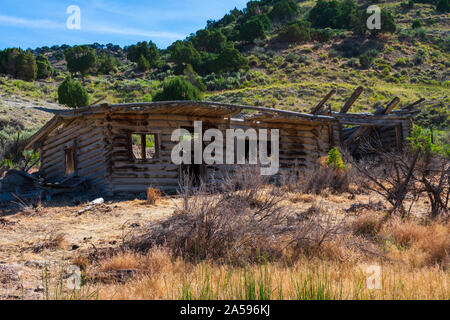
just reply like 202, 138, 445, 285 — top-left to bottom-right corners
34, 284, 44, 292
0, 264, 21, 284
77, 197, 105, 215
91, 198, 104, 205
24, 260, 44, 269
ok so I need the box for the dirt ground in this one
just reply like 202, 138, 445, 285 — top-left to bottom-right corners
0, 196, 180, 299
0, 190, 432, 300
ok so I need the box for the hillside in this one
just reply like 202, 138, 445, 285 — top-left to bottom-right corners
0, 0, 449, 146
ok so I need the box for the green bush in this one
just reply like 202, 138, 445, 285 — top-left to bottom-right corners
0, 48, 37, 81
168, 41, 200, 72
192, 29, 228, 53
278, 23, 311, 43
215, 44, 249, 73
153, 77, 203, 101
16, 50, 37, 81
36, 54, 54, 79
413, 49, 426, 65
309, 0, 356, 29
311, 28, 334, 42
269, 0, 299, 22
412, 19, 422, 29
240, 15, 272, 42
326, 147, 347, 170
359, 54, 374, 68
137, 55, 150, 71
64, 45, 97, 76
353, 8, 396, 37
436, 0, 449, 12
58, 76, 90, 108
395, 57, 408, 67
127, 41, 160, 68
408, 125, 445, 158
97, 53, 118, 74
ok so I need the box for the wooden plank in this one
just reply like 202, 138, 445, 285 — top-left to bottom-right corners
340, 86, 363, 114
344, 97, 400, 149
395, 125, 403, 152
403, 98, 425, 111
382, 97, 401, 115
310, 89, 336, 115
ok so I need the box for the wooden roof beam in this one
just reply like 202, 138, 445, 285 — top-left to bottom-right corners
403, 98, 425, 111
310, 89, 336, 115
340, 86, 364, 114
381, 97, 401, 115
344, 96, 400, 149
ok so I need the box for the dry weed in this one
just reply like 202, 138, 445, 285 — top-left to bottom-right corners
382, 218, 450, 267
32, 233, 65, 253
146, 187, 161, 205
351, 213, 384, 237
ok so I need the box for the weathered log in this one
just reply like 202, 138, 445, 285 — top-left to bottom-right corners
311, 89, 336, 115
344, 97, 400, 151
340, 86, 364, 114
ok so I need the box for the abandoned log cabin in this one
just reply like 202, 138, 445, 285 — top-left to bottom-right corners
24, 96, 417, 196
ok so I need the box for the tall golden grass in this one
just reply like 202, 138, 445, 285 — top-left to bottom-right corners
94, 248, 449, 300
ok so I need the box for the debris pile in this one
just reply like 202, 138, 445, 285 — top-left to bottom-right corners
0, 169, 87, 203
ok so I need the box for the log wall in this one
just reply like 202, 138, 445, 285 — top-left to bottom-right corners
39, 114, 335, 196
40, 118, 108, 191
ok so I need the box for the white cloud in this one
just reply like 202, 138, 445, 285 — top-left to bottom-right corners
0, 14, 184, 41
84, 24, 185, 40
0, 14, 62, 29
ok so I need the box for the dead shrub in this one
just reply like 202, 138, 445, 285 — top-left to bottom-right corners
418, 223, 449, 266
351, 213, 384, 237
387, 219, 426, 248
289, 193, 315, 203
32, 233, 65, 253
72, 256, 89, 272
97, 251, 142, 272
90, 247, 175, 284
146, 187, 161, 205
382, 219, 450, 267
286, 204, 349, 258
128, 167, 351, 265
281, 166, 352, 195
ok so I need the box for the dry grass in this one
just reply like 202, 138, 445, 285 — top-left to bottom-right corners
382, 219, 450, 268
281, 166, 353, 195
32, 233, 65, 253
128, 168, 352, 265
95, 248, 449, 300
1, 161, 448, 300
146, 187, 161, 205
351, 213, 384, 237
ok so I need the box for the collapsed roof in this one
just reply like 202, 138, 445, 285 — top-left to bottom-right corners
24, 101, 337, 150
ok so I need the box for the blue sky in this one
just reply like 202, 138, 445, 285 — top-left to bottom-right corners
0, 0, 248, 50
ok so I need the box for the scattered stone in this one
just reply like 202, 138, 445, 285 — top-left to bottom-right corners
0, 217, 15, 228
88, 269, 138, 284
346, 201, 386, 213
24, 260, 45, 269
77, 198, 105, 215
0, 264, 21, 284
34, 284, 44, 292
